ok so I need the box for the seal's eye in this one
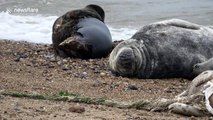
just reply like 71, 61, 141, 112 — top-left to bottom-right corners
72, 26, 76, 29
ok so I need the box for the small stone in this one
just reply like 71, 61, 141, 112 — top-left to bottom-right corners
57, 61, 62, 65
14, 56, 22, 62
127, 85, 139, 90
48, 63, 55, 68
62, 59, 68, 63
50, 57, 57, 62
62, 65, 70, 71
68, 106, 85, 113
110, 83, 119, 89
100, 72, 106, 76
16, 69, 21, 72
123, 82, 129, 86
82, 72, 87, 75
164, 87, 172, 93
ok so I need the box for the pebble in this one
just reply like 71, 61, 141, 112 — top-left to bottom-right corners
62, 59, 68, 63
62, 65, 70, 71
68, 106, 85, 113
48, 63, 55, 68
50, 57, 57, 62
127, 85, 139, 90
110, 83, 119, 89
164, 87, 173, 93
82, 72, 87, 76
57, 61, 62, 65
14, 56, 21, 62
14, 54, 26, 62
100, 72, 106, 76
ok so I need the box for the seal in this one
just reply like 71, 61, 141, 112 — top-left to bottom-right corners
169, 70, 213, 116
109, 19, 213, 79
52, 4, 112, 59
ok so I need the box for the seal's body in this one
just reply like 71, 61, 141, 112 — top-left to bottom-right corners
109, 19, 213, 79
52, 4, 112, 59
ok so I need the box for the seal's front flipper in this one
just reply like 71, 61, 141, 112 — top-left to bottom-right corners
155, 19, 200, 30
193, 58, 213, 75
58, 36, 92, 59
168, 103, 204, 116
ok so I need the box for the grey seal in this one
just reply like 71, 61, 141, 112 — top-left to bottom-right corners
109, 19, 213, 79
52, 4, 112, 59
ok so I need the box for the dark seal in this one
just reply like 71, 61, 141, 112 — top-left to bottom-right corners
109, 19, 213, 79
52, 4, 112, 59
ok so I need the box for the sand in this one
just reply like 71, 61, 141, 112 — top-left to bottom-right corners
0, 39, 210, 119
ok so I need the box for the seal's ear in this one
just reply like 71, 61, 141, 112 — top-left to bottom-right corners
85, 4, 105, 22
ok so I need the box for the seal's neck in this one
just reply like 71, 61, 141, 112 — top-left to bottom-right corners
136, 41, 153, 78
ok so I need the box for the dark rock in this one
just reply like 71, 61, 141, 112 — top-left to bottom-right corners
127, 85, 139, 90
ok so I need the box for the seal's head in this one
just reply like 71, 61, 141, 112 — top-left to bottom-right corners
84, 4, 105, 22
109, 39, 144, 77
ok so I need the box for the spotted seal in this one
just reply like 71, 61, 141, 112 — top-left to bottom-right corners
52, 4, 112, 59
109, 19, 213, 79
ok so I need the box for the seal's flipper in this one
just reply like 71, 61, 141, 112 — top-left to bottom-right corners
58, 36, 92, 59
193, 58, 213, 74
193, 71, 213, 88
155, 19, 200, 30
181, 71, 213, 97
168, 103, 204, 116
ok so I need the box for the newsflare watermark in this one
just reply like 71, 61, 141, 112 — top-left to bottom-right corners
5, 7, 39, 14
